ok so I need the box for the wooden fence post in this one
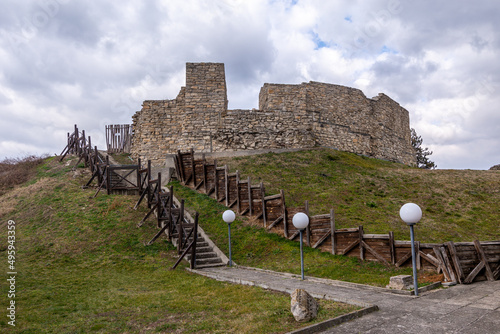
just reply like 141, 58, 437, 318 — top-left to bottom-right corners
147, 160, 152, 208
248, 177, 253, 216
74, 124, 79, 155
474, 240, 495, 281
416, 241, 421, 270
305, 200, 310, 247
105, 155, 111, 195
81, 130, 86, 158
330, 209, 336, 255
389, 231, 395, 265
213, 160, 219, 200
224, 165, 230, 207
359, 225, 364, 261
178, 200, 185, 255
191, 213, 199, 269
236, 171, 241, 213
261, 183, 267, 228
446, 241, 464, 283
190, 148, 195, 187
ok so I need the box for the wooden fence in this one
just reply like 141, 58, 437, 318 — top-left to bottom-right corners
60, 124, 92, 162
60, 125, 200, 269
174, 149, 500, 284
105, 124, 132, 154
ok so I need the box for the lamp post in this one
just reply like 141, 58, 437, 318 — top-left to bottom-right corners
292, 212, 309, 280
400, 203, 422, 296
222, 210, 236, 266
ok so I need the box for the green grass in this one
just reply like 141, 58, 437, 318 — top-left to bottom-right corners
215, 148, 500, 243
0, 157, 359, 333
110, 152, 135, 165
170, 180, 413, 287
4, 148, 493, 332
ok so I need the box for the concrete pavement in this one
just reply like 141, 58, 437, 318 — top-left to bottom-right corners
188, 266, 500, 333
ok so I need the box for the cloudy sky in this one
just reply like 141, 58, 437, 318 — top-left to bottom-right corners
1, 0, 499, 169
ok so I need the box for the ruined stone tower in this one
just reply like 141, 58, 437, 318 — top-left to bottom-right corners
131, 62, 416, 166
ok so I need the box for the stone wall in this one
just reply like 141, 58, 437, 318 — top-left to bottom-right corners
131, 62, 416, 166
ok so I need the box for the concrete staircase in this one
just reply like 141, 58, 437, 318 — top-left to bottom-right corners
171, 225, 227, 269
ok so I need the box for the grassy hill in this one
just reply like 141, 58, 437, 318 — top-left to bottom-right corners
1, 149, 498, 332
0, 156, 359, 333
215, 148, 500, 243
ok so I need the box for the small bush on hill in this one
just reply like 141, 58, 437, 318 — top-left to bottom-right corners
0, 155, 47, 194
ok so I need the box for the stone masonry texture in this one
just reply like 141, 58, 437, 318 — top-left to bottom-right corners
131, 62, 416, 166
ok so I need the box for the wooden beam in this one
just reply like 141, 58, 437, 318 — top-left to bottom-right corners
190, 148, 196, 187
492, 261, 500, 280
206, 186, 215, 197
195, 177, 204, 190
248, 177, 253, 216
236, 171, 241, 214
416, 241, 421, 270
446, 241, 464, 284
395, 251, 412, 268
263, 194, 282, 201
361, 240, 389, 266
282, 189, 288, 238
105, 156, 111, 195
267, 216, 283, 230
305, 200, 310, 247
359, 226, 364, 261
389, 231, 395, 265
474, 240, 495, 281
440, 246, 456, 283
419, 251, 441, 269
225, 165, 230, 207
464, 261, 485, 284
288, 230, 300, 241
313, 230, 331, 249
176, 151, 185, 183
203, 162, 208, 194
260, 182, 267, 228
433, 247, 452, 282
213, 160, 219, 200
330, 209, 336, 255
340, 239, 360, 256
137, 203, 158, 228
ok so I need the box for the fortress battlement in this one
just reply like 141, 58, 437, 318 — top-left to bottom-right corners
131, 62, 415, 166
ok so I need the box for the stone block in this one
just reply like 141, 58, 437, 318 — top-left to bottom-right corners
387, 275, 414, 290
290, 289, 318, 322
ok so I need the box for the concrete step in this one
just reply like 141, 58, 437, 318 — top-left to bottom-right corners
194, 257, 224, 266
187, 246, 212, 253
187, 252, 219, 260
186, 251, 219, 260
194, 262, 226, 269
172, 233, 203, 240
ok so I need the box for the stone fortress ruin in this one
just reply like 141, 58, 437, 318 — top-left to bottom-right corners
131, 62, 416, 166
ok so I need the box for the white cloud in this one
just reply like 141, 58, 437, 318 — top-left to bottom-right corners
0, 0, 499, 169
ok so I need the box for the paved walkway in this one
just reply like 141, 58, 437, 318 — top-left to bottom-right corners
189, 266, 500, 333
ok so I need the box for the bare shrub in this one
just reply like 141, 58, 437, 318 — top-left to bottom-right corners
0, 155, 47, 193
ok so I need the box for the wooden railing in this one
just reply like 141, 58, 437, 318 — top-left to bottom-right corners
105, 124, 132, 154
59, 125, 200, 269
174, 149, 500, 284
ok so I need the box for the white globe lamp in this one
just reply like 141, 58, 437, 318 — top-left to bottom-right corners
222, 210, 235, 266
292, 212, 309, 280
292, 212, 309, 230
399, 203, 422, 225
223, 210, 236, 224
400, 203, 422, 296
